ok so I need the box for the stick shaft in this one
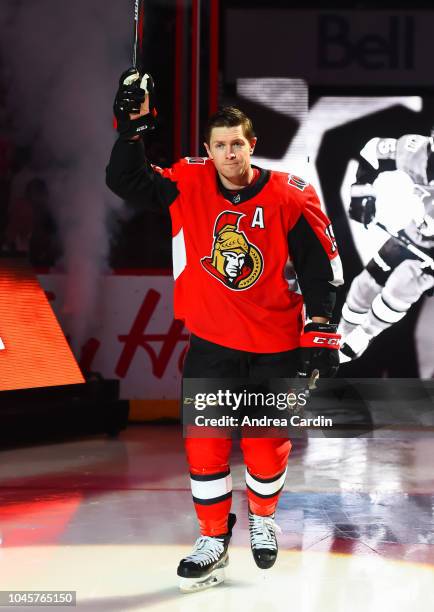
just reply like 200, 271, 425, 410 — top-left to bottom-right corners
374, 221, 434, 268
133, 0, 145, 73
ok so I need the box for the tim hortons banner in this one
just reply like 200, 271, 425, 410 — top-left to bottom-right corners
37, 272, 188, 417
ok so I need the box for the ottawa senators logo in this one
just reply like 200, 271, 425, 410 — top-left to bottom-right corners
201, 211, 264, 290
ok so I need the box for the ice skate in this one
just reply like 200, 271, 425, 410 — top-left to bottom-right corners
249, 509, 281, 569
177, 513, 236, 593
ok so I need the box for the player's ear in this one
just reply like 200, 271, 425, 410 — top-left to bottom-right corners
204, 142, 213, 159
249, 137, 257, 154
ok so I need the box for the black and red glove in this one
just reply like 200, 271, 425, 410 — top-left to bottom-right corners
298, 322, 341, 379
113, 69, 157, 140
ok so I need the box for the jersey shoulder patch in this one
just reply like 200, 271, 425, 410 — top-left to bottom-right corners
183, 156, 208, 165
288, 173, 309, 191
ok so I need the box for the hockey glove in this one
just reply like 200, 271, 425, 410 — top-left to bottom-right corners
298, 322, 341, 379
113, 69, 157, 140
349, 185, 376, 228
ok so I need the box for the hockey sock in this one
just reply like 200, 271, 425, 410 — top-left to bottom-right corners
190, 468, 233, 536
245, 467, 287, 516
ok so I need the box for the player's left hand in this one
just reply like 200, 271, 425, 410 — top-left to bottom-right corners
113, 69, 157, 140
298, 322, 341, 378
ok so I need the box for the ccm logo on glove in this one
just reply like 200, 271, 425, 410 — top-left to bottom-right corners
312, 336, 340, 346
300, 329, 341, 349
298, 323, 341, 378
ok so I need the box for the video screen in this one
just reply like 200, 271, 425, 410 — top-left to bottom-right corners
224, 79, 434, 378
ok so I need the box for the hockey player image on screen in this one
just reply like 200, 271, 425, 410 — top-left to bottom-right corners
338, 133, 434, 364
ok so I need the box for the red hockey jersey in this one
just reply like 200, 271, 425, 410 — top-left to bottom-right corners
107, 141, 343, 352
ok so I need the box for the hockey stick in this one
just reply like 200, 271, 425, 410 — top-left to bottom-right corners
123, 0, 156, 135
132, 0, 146, 75
307, 368, 320, 391
374, 220, 434, 270
292, 368, 320, 416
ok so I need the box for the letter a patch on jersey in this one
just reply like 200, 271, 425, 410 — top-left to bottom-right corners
288, 174, 308, 191
251, 207, 265, 229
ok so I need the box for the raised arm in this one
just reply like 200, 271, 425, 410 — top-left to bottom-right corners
106, 70, 179, 212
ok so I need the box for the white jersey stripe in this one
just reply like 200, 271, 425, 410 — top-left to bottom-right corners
372, 294, 407, 324
172, 228, 186, 280
330, 255, 344, 287
341, 303, 367, 325
373, 253, 391, 272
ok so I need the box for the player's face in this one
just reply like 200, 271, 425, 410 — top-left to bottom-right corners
204, 125, 257, 182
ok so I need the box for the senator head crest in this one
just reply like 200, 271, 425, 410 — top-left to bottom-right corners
201, 211, 263, 290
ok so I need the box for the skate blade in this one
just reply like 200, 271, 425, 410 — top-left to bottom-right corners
179, 567, 226, 593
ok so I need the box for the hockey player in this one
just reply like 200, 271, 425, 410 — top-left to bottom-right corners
339, 133, 434, 363
107, 71, 343, 592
